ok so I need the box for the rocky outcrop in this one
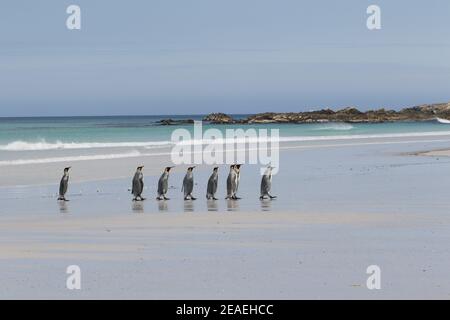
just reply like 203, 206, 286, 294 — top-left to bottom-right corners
202, 113, 235, 124
202, 102, 450, 124
157, 118, 194, 125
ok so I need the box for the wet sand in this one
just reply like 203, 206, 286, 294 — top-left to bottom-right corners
416, 149, 450, 158
1, 136, 450, 299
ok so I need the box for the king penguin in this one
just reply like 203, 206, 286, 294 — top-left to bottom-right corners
234, 164, 242, 199
157, 166, 173, 200
58, 167, 71, 201
131, 166, 145, 201
182, 166, 196, 200
225, 165, 237, 199
260, 165, 277, 200
206, 167, 219, 200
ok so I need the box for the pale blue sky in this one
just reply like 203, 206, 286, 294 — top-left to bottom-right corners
0, 0, 449, 116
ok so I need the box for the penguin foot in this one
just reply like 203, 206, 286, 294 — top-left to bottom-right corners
163, 197, 170, 200
213, 197, 219, 201
269, 195, 277, 199
184, 197, 189, 201
190, 196, 197, 200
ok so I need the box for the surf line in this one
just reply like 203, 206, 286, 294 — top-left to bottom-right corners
280, 137, 450, 151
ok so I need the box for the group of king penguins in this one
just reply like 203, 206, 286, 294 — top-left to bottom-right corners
57, 164, 277, 202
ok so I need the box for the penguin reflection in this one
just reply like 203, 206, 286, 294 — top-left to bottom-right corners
260, 199, 272, 212
158, 200, 169, 212
132, 200, 145, 213
226, 199, 239, 211
207, 199, 218, 212
58, 200, 69, 213
183, 199, 195, 212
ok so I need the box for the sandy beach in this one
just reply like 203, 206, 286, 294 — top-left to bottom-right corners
417, 149, 450, 158
1, 134, 450, 299
2, 0, 450, 303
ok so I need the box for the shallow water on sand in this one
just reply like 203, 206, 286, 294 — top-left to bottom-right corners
2, 137, 450, 299
2, 137, 450, 217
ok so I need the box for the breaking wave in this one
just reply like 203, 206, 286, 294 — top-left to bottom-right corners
0, 140, 172, 151
312, 123, 354, 131
2, 131, 450, 152
0, 151, 144, 166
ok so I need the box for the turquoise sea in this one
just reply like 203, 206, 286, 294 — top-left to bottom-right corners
1, 115, 450, 165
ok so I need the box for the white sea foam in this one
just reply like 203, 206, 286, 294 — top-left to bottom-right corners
3, 130, 450, 151
2, 131, 450, 167
2, 130, 450, 167
277, 131, 450, 142
0, 140, 172, 151
0, 151, 143, 166
172, 130, 450, 145
436, 118, 450, 124
312, 123, 354, 131
3, 131, 450, 152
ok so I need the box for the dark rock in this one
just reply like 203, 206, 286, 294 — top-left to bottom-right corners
158, 118, 194, 125
202, 113, 235, 124
201, 101, 450, 125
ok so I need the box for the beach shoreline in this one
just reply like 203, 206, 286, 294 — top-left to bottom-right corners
4, 132, 450, 187
1, 126, 450, 299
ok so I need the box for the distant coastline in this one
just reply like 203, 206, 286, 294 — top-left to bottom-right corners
154, 101, 450, 125
199, 102, 450, 125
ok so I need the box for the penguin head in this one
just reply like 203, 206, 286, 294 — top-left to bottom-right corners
165, 166, 174, 172
187, 166, 196, 172
137, 165, 144, 171
213, 167, 219, 172
235, 164, 242, 169
265, 165, 275, 174
229, 164, 235, 170
63, 167, 71, 173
